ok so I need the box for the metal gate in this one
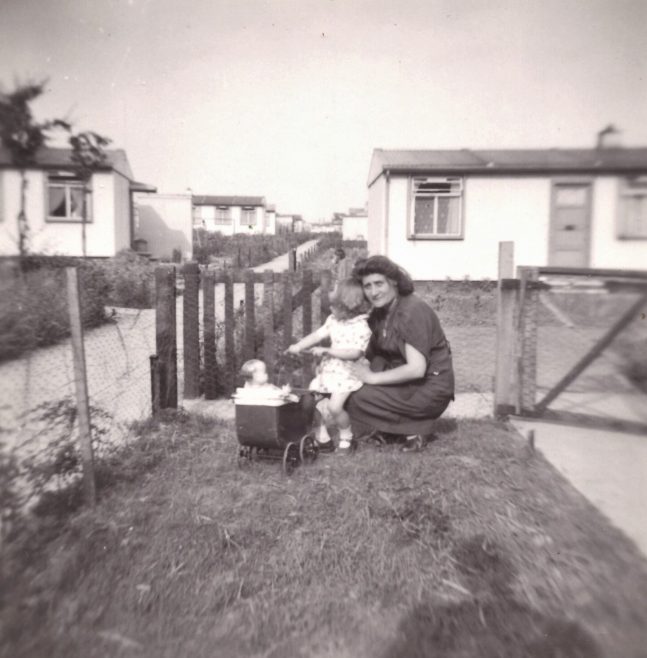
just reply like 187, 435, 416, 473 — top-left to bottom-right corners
495, 265, 647, 434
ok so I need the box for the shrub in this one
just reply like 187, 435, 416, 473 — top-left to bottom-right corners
98, 249, 155, 308
0, 259, 110, 362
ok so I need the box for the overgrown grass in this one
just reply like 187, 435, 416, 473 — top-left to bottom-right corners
2, 413, 646, 658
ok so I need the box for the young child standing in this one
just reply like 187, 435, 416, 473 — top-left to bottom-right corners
287, 278, 371, 452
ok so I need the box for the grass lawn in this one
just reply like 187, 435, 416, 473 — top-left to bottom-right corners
2, 412, 647, 658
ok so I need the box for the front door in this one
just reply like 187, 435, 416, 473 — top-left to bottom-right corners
548, 181, 592, 267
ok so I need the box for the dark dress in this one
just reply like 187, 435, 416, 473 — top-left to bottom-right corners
346, 293, 454, 435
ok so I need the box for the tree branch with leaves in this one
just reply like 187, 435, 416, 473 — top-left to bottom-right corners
0, 79, 67, 260
66, 130, 112, 257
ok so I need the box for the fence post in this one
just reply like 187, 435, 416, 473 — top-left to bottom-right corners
320, 269, 332, 320
66, 267, 96, 506
517, 266, 539, 414
282, 271, 293, 349
155, 265, 177, 408
263, 270, 275, 379
494, 242, 516, 416
182, 262, 201, 399
302, 269, 314, 383
150, 354, 161, 416
223, 271, 236, 394
203, 271, 217, 399
244, 269, 256, 361
302, 269, 313, 336
289, 248, 297, 272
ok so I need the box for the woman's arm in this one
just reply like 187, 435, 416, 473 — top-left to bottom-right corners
352, 343, 426, 385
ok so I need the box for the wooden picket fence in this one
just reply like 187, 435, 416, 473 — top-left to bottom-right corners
152, 243, 367, 410
183, 266, 334, 399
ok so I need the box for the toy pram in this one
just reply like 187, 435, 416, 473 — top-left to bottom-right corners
234, 389, 319, 475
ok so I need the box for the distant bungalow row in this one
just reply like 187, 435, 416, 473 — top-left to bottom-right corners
1, 125, 646, 278
0, 145, 366, 263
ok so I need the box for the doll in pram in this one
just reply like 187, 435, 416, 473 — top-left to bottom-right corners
233, 359, 324, 475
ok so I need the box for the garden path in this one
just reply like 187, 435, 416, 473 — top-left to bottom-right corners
0, 239, 321, 457
512, 417, 647, 559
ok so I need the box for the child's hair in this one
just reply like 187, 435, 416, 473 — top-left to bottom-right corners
334, 247, 346, 261
240, 359, 265, 381
329, 277, 366, 319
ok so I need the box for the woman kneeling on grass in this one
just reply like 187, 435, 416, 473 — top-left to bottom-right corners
346, 255, 455, 452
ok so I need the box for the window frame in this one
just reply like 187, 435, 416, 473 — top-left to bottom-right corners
241, 206, 257, 227
46, 173, 91, 223
407, 176, 464, 240
214, 206, 232, 225
617, 176, 647, 240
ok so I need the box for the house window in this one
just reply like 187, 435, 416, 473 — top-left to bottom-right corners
409, 177, 463, 238
618, 177, 647, 239
213, 206, 231, 226
241, 207, 256, 226
47, 175, 89, 222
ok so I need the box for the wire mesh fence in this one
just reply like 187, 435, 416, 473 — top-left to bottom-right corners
1, 264, 156, 512
175, 254, 497, 420
416, 280, 497, 415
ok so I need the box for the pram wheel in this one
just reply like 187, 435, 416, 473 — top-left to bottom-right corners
237, 446, 253, 467
282, 442, 300, 476
363, 430, 386, 449
299, 434, 318, 464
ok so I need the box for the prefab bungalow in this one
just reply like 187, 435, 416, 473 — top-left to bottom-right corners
133, 192, 193, 262
192, 195, 267, 236
367, 145, 647, 280
0, 146, 155, 257
275, 214, 296, 234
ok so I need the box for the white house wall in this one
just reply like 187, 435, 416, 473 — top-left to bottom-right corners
199, 206, 234, 236
135, 193, 193, 261
199, 205, 266, 235
265, 211, 276, 235
367, 175, 386, 255
342, 215, 368, 240
0, 170, 121, 257
113, 173, 132, 254
590, 177, 647, 269
381, 174, 647, 279
385, 176, 551, 280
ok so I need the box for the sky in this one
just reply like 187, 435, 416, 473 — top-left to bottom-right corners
1, 0, 646, 221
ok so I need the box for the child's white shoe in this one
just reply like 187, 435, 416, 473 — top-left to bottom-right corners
337, 439, 352, 453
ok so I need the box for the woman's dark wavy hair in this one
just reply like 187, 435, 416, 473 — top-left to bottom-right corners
352, 255, 415, 296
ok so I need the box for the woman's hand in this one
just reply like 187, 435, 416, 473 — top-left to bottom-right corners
310, 346, 329, 358
351, 361, 378, 385
285, 344, 301, 355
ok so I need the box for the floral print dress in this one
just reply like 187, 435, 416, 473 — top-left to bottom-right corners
309, 314, 371, 394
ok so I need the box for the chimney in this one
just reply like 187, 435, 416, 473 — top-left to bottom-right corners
596, 124, 622, 149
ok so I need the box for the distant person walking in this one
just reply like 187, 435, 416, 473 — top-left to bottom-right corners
331, 247, 347, 282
